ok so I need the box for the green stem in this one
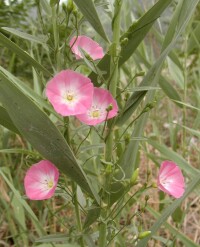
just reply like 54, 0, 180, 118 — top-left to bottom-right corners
72, 182, 85, 247
105, 0, 122, 162
182, 35, 188, 157
52, 4, 61, 72
100, 1, 123, 247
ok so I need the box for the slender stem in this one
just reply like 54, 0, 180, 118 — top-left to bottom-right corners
105, 0, 122, 162
182, 35, 188, 157
72, 182, 85, 247
99, 1, 123, 247
52, 4, 61, 72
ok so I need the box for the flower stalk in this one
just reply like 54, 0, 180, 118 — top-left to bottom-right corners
105, 0, 122, 162
100, 1, 123, 246
72, 182, 85, 247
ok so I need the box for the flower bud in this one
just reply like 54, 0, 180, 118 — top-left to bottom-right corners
106, 104, 113, 112
67, 0, 74, 13
136, 71, 145, 77
151, 182, 157, 188
138, 231, 151, 239
130, 168, 139, 185
105, 164, 113, 175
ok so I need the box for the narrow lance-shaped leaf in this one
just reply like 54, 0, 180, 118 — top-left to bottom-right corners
136, 174, 200, 247
89, 0, 172, 84
0, 72, 99, 204
135, 51, 183, 107
110, 0, 200, 204
148, 139, 200, 178
147, 206, 199, 247
116, 0, 199, 126
0, 106, 20, 134
0, 32, 51, 76
0, 66, 62, 120
73, 0, 109, 42
1, 27, 48, 44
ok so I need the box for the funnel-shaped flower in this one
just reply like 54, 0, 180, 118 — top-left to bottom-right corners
24, 160, 59, 200
76, 87, 118, 126
157, 161, 185, 198
46, 70, 94, 116
70, 36, 104, 60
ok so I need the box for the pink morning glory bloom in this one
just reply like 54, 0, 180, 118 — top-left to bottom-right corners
70, 35, 104, 60
24, 160, 59, 200
76, 87, 118, 126
46, 70, 94, 116
157, 161, 185, 198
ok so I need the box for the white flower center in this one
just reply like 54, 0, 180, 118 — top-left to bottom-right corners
64, 91, 75, 103
91, 109, 100, 118
44, 179, 54, 189
89, 105, 103, 119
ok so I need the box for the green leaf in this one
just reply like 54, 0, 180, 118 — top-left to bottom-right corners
0, 148, 37, 156
0, 66, 62, 120
116, 0, 199, 126
0, 106, 20, 134
36, 245, 79, 247
136, 174, 200, 247
73, 0, 108, 42
135, 51, 183, 107
0, 168, 44, 236
172, 100, 200, 112
89, 0, 172, 84
0, 71, 99, 204
35, 233, 69, 243
0, 32, 51, 76
1, 27, 48, 44
148, 139, 199, 178
118, 0, 173, 66
188, 22, 200, 53
180, 125, 200, 139
159, 76, 182, 106
147, 206, 199, 247
84, 204, 101, 229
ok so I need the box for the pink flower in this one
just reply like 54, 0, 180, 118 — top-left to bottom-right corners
76, 87, 118, 126
46, 70, 94, 116
157, 161, 185, 198
24, 160, 59, 200
70, 36, 104, 60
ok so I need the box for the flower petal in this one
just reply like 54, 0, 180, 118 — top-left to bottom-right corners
76, 87, 118, 126
157, 160, 185, 198
70, 36, 104, 60
24, 160, 59, 200
46, 70, 94, 116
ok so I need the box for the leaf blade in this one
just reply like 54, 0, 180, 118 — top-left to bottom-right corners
0, 32, 51, 76
0, 71, 99, 203
73, 0, 108, 42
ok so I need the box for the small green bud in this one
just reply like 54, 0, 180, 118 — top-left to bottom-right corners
120, 37, 128, 46
129, 21, 138, 32
73, 9, 78, 17
145, 195, 150, 201
100, 159, 113, 167
105, 164, 113, 175
124, 134, 130, 145
50, 0, 59, 7
135, 71, 145, 77
106, 104, 113, 112
151, 182, 157, 188
138, 231, 151, 239
67, 0, 74, 14
130, 168, 139, 185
